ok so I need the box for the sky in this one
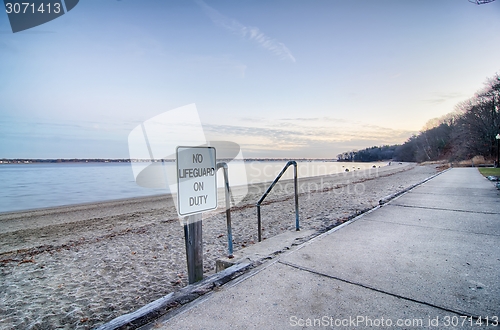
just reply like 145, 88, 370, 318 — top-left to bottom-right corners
1, 0, 499, 159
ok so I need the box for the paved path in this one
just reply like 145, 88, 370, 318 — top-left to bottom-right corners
149, 168, 500, 329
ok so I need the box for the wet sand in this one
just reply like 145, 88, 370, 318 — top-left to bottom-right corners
0, 163, 441, 329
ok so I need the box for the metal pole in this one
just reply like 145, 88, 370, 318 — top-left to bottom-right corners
184, 213, 203, 284
217, 162, 233, 258
294, 162, 299, 231
257, 205, 262, 242
497, 138, 499, 168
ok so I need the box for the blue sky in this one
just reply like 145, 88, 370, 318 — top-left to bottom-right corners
1, 0, 499, 159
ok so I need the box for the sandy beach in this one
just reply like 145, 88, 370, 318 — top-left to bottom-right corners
0, 163, 442, 329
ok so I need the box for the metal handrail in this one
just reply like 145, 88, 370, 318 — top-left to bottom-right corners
216, 162, 234, 257
256, 160, 299, 242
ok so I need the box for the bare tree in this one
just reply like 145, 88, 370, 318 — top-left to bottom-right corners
451, 75, 500, 159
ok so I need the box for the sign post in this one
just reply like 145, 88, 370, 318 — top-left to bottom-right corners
176, 146, 217, 284
183, 213, 203, 283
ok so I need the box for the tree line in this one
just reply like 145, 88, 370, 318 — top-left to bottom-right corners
338, 73, 500, 163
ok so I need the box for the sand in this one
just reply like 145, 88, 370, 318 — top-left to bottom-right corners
0, 163, 442, 329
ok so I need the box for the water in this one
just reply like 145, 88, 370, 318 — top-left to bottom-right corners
0, 161, 385, 213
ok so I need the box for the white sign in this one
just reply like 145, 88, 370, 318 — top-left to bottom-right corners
176, 146, 217, 216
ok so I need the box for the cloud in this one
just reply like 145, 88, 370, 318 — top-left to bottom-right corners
203, 117, 415, 158
196, 0, 296, 63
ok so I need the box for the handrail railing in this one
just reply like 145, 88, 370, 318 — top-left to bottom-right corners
216, 162, 234, 257
256, 160, 299, 242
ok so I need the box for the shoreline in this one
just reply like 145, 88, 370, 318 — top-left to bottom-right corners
0, 194, 170, 217
0, 161, 407, 219
0, 163, 439, 329
0, 160, 391, 215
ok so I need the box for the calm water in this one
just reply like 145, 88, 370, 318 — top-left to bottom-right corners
0, 161, 384, 213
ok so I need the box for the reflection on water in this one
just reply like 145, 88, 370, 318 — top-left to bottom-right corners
0, 161, 385, 213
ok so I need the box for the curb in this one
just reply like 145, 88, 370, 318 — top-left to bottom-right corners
95, 262, 252, 330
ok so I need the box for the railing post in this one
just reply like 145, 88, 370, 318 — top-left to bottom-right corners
216, 162, 233, 258
294, 162, 299, 231
256, 160, 299, 242
257, 204, 262, 242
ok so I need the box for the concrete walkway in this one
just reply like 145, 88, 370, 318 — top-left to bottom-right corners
148, 168, 500, 329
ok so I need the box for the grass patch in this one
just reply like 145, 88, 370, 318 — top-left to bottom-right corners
478, 167, 500, 177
